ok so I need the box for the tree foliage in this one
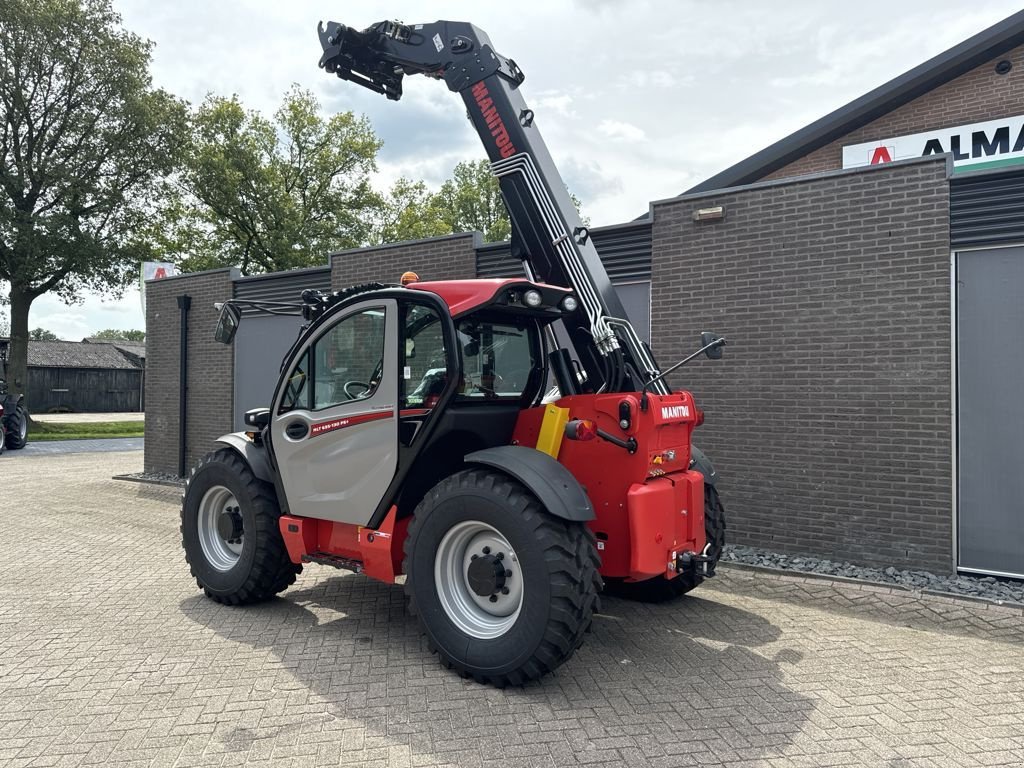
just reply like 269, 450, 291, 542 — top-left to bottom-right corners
426, 159, 586, 244
92, 327, 144, 341
434, 160, 512, 243
368, 177, 450, 246
169, 87, 382, 274
29, 327, 57, 340
0, 0, 186, 395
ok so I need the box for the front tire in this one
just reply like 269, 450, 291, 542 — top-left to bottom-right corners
404, 468, 601, 686
181, 448, 300, 605
5, 404, 28, 449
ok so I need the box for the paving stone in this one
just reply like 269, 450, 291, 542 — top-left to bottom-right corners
2, 451, 1024, 767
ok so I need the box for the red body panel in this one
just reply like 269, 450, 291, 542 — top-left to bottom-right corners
511, 392, 706, 580
279, 505, 409, 582
280, 389, 705, 584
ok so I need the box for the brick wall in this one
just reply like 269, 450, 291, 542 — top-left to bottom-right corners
145, 268, 236, 475
766, 44, 1024, 180
651, 157, 953, 571
331, 232, 479, 288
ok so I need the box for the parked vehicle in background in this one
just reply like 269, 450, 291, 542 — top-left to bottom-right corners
0, 377, 28, 450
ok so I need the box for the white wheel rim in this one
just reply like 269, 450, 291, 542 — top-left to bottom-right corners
197, 485, 244, 572
434, 521, 524, 640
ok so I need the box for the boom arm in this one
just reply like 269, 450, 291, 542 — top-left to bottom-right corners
318, 19, 668, 395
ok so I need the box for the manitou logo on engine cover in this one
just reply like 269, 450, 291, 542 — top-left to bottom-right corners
661, 405, 690, 420
471, 81, 516, 158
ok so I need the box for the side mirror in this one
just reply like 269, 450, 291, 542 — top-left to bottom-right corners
700, 331, 726, 360
214, 302, 241, 344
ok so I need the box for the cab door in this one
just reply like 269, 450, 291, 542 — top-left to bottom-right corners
270, 299, 398, 525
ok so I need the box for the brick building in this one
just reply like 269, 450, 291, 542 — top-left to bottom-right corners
146, 11, 1024, 577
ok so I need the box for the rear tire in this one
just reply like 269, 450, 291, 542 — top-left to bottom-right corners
404, 468, 602, 686
181, 448, 300, 605
608, 484, 726, 603
5, 404, 28, 449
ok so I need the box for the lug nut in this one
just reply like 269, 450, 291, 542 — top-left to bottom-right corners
489, 595, 498, 602
482, 546, 491, 555
471, 554, 478, 560
501, 587, 510, 595
505, 569, 513, 578
495, 552, 504, 560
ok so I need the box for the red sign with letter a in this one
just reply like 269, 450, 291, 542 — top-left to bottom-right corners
869, 146, 894, 165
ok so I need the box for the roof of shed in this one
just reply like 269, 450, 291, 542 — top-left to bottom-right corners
26, 340, 141, 370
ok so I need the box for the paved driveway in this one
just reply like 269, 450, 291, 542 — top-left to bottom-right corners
8, 437, 144, 456
2, 452, 1023, 768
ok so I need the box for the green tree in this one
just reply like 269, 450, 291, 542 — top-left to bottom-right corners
429, 159, 587, 244
172, 87, 382, 274
29, 327, 57, 340
369, 178, 450, 246
92, 328, 144, 341
0, 0, 186, 397
434, 160, 511, 243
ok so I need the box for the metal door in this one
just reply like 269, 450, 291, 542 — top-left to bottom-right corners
957, 245, 1024, 576
271, 299, 398, 525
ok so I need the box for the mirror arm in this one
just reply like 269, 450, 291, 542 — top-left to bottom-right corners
216, 299, 303, 316
639, 337, 726, 411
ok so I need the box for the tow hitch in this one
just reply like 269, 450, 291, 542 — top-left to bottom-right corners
678, 546, 717, 578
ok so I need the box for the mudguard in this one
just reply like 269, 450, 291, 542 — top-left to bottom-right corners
214, 432, 275, 484
465, 445, 595, 522
690, 445, 718, 486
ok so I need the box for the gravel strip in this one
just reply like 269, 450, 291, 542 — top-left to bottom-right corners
113, 471, 185, 488
722, 544, 1024, 605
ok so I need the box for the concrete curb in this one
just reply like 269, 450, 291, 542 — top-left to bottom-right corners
718, 561, 1024, 614
112, 473, 184, 489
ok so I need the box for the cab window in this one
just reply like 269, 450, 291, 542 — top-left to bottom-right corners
278, 308, 386, 414
455, 319, 534, 400
403, 304, 448, 408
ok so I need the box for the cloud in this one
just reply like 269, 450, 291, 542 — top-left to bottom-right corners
597, 119, 647, 142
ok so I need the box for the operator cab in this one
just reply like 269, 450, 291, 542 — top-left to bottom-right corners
262, 277, 576, 527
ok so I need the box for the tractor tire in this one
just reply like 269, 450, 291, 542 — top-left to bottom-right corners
5, 404, 28, 450
404, 468, 602, 687
181, 448, 300, 605
608, 484, 726, 603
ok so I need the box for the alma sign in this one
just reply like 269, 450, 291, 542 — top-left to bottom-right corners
842, 114, 1024, 173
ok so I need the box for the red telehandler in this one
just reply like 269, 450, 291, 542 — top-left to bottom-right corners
181, 18, 726, 686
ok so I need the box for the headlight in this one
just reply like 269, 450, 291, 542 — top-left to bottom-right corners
561, 295, 579, 312
523, 289, 543, 307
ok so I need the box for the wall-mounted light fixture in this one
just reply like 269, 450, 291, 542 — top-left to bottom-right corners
693, 205, 725, 222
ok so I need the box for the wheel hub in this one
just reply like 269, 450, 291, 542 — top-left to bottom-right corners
434, 521, 524, 639
467, 553, 507, 596
197, 486, 244, 572
217, 509, 243, 542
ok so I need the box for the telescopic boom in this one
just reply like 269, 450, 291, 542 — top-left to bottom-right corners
318, 19, 669, 395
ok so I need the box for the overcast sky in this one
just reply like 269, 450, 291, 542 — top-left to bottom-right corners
22, 0, 1023, 339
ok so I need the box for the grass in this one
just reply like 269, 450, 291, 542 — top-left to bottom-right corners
29, 420, 145, 441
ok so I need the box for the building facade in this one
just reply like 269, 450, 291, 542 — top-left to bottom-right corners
145, 11, 1024, 577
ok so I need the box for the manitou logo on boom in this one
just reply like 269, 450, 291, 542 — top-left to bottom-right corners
661, 405, 690, 420
471, 81, 516, 158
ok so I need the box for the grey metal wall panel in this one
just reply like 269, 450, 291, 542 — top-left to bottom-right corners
951, 171, 1024, 248
233, 314, 305, 429
956, 245, 1024, 577
234, 267, 331, 315
475, 223, 652, 280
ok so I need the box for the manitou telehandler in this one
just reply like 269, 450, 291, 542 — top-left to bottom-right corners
182, 18, 726, 686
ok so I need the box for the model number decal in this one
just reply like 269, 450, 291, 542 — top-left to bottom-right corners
660, 405, 690, 420
432, 33, 444, 52
471, 81, 516, 159
309, 411, 390, 438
